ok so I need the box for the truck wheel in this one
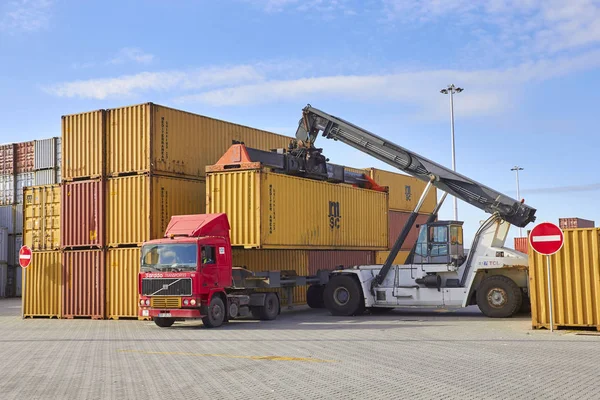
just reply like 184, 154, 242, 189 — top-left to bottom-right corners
154, 317, 175, 328
258, 292, 280, 320
323, 275, 365, 316
307, 285, 325, 309
476, 275, 523, 318
202, 296, 226, 328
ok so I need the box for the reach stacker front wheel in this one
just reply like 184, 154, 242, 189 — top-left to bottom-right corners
323, 275, 365, 316
476, 275, 523, 318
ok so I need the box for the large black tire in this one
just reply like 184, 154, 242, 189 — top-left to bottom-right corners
323, 275, 365, 316
307, 285, 325, 309
154, 317, 175, 328
476, 275, 523, 318
258, 292, 280, 320
202, 295, 226, 328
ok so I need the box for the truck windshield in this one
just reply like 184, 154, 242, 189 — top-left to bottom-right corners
141, 244, 198, 272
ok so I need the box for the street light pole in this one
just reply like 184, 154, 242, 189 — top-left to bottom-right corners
440, 84, 463, 221
511, 166, 524, 237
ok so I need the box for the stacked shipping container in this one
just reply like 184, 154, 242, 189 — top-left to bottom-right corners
0, 138, 61, 297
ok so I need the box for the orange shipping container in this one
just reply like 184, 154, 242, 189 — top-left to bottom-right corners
366, 168, 437, 213
106, 247, 141, 319
62, 250, 105, 319
15, 141, 34, 173
388, 211, 429, 250
22, 251, 62, 318
61, 180, 104, 248
106, 103, 293, 178
106, 175, 205, 247
529, 228, 600, 331
23, 185, 61, 251
207, 169, 388, 250
514, 237, 528, 254
62, 110, 106, 181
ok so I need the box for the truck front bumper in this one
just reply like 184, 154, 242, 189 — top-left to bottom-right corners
140, 308, 204, 319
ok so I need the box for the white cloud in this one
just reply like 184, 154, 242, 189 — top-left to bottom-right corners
245, 0, 354, 14
45, 65, 265, 100
0, 0, 53, 33
383, 0, 600, 57
109, 48, 155, 65
172, 49, 600, 118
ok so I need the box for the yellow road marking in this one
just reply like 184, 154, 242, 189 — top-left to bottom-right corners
118, 349, 336, 363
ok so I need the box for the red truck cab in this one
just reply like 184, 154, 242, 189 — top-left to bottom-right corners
138, 213, 280, 328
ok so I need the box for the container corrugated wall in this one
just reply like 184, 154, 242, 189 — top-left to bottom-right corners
15, 142, 34, 173
232, 249, 308, 305
367, 168, 437, 213
106, 247, 141, 319
9, 235, 23, 265
14, 204, 23, 234
34, 137, 59, 170
0, 228, 8, 264
0, 174, 15, 205
62, 110, 105, 181
388, 211, 429, 250
514, 237, 528, 254
106, 175, 206, 246
106, 103, 293, 178
529, 228, 600, 331
0, 205, 14, 234
375, 251, 410, 265
24, 185, 61, 250
307, 251, 375, 275
0, 144, 15, 175
61, 180, 104, 248
34, 169, 57, 185
62, 250, 105, 318
207, 170, 389, 250
0, 264, 7, 297
22, 251, 62, 317
16, 172, 33, 203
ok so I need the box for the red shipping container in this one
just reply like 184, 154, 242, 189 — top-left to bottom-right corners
308, 251, 375, 275
0, 144, 15, 174
62, 250, 105, 319
514, 237, 528, 254
388, 211, 429, 250
61, 180, 105, 248
559, 218, 595, 229
15, 141, 34, 173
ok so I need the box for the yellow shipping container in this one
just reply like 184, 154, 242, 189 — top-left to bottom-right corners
232, 249, 308, 305
23, 185, 61, 250
207, 169, 389, 250
375, 251, 410, 265
529, 228, 600, 331
62, 110, 105, 181
106, 247, 141, 319
22, 251, 62, 318
107, 175, 206, 246
106, 103, 293, 178
366, 168, 437, 213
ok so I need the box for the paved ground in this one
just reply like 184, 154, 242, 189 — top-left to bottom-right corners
1, 298, 599, 400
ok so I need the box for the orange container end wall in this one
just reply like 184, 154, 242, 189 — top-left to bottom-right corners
529, 228, 600, 331
388, 211, 429, 250
106, 247, 141, 319
61, 180, 105, 248
22, 251, 62, 318
61, 110, 105, 181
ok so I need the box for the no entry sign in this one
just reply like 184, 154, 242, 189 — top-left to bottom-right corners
529, 222, 564, 256
19, 246, 32, 268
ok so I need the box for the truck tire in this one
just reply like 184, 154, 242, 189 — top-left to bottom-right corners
154, 317, 175, 328
202, 296, 226, 328
258, 292, 280, 320
476, 275, 523, 318
323, 275, 365, 316
306, 285, 325, 309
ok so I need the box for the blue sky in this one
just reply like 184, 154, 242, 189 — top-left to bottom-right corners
1, 0, 599, 244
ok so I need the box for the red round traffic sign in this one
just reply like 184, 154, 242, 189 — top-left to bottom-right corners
529, 222, 564, 256
19, 246, 32, 268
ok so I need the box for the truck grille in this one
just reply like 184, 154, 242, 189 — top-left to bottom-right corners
151, 297, 181, 309
141, 278, 192, 296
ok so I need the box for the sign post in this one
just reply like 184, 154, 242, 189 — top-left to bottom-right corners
529, 222, 564, 333
19, 246, 32, 269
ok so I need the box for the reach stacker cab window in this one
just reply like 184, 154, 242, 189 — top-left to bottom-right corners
414, 221, 465, 264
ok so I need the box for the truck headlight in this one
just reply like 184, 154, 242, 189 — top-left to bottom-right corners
190, 299, 196, 306
183, 299, 189, 306
145, 299, 150, 306
140, 299, 145, 306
